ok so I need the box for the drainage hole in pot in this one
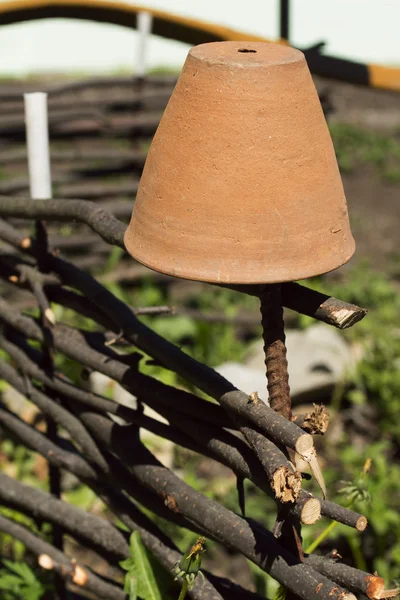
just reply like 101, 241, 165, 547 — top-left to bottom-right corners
238, 48, 257, 53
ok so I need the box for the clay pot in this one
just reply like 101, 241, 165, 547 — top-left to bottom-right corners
124, 41, 355, 284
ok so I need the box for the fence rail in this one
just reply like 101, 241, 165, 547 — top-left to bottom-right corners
0, 197, 380, 600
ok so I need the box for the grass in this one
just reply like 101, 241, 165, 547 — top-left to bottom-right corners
329, 122, 400, 182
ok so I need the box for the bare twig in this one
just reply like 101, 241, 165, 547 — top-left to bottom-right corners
305, 555, 396, 600
319, 500, 368, 531
76, 408, 357, 600
0, 514, 126, 600
0, 471, 129, 561
0, 198, 367, 329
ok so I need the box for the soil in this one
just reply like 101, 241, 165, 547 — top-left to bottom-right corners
342, 168, 400, 272
314, 76, 400, 274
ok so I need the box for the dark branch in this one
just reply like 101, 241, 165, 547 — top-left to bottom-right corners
0, 358, 108, 472
0, 310, 365, 532
305, 555, 390, 600
0, 514, 126, 600
0, 198, 126, 247
76, 408, 357, 600
0, 198, 367, 330
319, 499, 367, 531
0, 471, 129, 561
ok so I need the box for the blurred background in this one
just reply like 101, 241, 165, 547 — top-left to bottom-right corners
0, 1, 399, 598
1, 0, 400, 74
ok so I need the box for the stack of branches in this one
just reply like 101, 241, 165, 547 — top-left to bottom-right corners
0, 196, 390, 600
0, 75, 175, 146
0, 75, 176, 273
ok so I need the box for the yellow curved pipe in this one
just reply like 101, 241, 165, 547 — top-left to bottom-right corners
2, 0, 400, 92
0, 0, 274, 46
369, 63, 400, 92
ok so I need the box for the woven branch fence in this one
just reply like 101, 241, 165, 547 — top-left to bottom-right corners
0, 194, 389, 600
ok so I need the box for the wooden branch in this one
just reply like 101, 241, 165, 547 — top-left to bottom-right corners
0, 404, 98, 481
0, 331, 323, 526
0, 325, 229, 429
0, 281, 313, 456
0, 406, 228, 600
0, 359, 108, 472
319, 499, 368, 531
0, 471, 129, 562
0, 388, 358, 600
0, 277, 367, 529
282, 283, 368, 330
76, 408, 357, 600
0, 514, 125, 600
238, 421, 302, 503
0, 394, 310, 600
0, 88, 171, 116
0, 199, 126, 247
0, 74, 176, 101
305, 555, 396, 600
0, 147, 146, 166
0, 197, 367, 330
222, 282, 367, 330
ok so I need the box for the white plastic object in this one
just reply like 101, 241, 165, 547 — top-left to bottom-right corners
136, 11, 153, 77
24, 92, 52, 200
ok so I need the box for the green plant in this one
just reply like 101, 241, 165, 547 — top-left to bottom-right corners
329, 123, 400, 181
173, 537, 206, 600
0, 560, 48, 600
119, 531, 172, 600
306, 458, 372, 555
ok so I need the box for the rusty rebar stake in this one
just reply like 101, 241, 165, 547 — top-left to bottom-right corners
260, 283, 292, 421
259, 283, 327, 499
260, 283, 306, 577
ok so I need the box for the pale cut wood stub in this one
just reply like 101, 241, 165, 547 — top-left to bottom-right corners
301, 446, 327, 500
289, 493, 321, 525
315, 297, 368, 330
299, 497, 321, 525
356, 515, 368, 531
294, 432, 314, 455
272, 466, 302, 503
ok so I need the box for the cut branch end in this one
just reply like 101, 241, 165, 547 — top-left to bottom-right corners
295, 433, 314, 456
366, 576, 386, 600
300, 497, 321, 525
293, 405, 330, 435
356, 516, 368, 532
272, 466, 302, 503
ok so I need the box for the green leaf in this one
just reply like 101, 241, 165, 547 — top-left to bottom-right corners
125, 531, 162, 600
123, 574, 137, 599
0, 573, 22, 589
128, 575, 138, 600
2, 561, 37, 584
119, 558, 134, 571
0, 561, 46, 600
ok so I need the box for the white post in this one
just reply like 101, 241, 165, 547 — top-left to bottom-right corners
24, 92, 52, 200
136, 11, 153, 78
24, 92, 55, 325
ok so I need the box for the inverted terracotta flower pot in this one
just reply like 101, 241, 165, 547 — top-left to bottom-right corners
124, 41, 355, 284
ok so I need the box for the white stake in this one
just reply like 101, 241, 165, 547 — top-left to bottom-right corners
24, 92, 52, 200
24, 92, 56, 325
136, 11, 153, 78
